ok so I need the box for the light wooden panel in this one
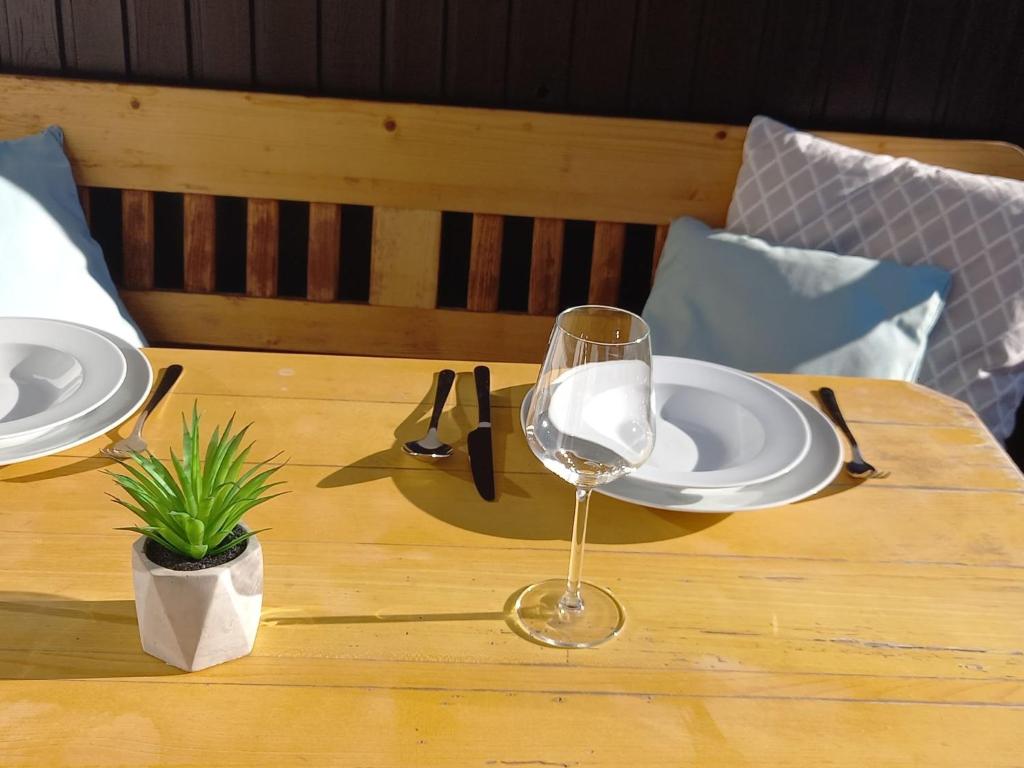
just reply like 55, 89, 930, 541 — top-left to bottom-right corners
120, 189, 154, 289
528, 217, 564, 315
370, 207, 442, 308
246, 198, 279, 297
466, 213, 503, 311
307, 202, 342, 302
120, 290, 554, 362
183, 193, 216, 292
588, 221, 626, 305
3, 76, 1022, 226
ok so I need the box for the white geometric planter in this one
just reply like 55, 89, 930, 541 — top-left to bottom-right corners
131, 531, 263, 672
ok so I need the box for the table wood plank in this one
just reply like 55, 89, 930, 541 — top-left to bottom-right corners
0, 348, 1020, 766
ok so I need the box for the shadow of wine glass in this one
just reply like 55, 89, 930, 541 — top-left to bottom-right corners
0, 591, 183, 679
318, 372, 729, 545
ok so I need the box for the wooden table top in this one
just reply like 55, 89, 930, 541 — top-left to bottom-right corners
1, 348, 1022, 766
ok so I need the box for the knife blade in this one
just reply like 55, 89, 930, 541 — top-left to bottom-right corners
467, 365, 496, 501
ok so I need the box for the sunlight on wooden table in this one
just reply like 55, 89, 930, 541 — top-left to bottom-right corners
0, 348, 1021, 766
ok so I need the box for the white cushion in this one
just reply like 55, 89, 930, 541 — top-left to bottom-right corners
0, 127, 146, 348
727, 116, 1024, 439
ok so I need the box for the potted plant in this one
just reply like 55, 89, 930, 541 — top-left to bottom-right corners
107, 405, 285, 672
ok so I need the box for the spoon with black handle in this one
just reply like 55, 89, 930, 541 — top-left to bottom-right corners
403, 369, 456, 459
817, 387, 889, 479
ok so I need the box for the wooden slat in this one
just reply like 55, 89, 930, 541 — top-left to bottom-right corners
77, 186, 91, 227
527, 218, 564, 315
189, 0, 253, 87
369, 207, 442, 308
120, 189, 155, 289
120, 290, 554, 362
183, 193, 216, 293
466, 213, 504, 311
652, 222, 669, 280
306, 202, 342, 302
246, 198, 279, 298
4, 77, 1021, 228
588, 221, 626, 305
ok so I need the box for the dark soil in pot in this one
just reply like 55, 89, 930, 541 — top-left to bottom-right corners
144, 525, 249, 571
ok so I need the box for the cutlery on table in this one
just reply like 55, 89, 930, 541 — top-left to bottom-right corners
101, 364, 184, 459
817, 387, 889, 479
403, 369, 456, 459
467, 365, 495, 501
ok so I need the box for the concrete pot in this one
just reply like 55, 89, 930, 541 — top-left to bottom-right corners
131, 531, 263, 672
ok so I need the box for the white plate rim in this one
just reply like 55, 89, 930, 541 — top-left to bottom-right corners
0, 317, 127, 440
520, 381, 843, 513
0, 325, 153, 466
629, 356, 811, 489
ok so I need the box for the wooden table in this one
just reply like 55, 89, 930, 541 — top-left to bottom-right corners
1, 349, 1022, 766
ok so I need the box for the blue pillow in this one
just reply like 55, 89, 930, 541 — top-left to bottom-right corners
642, 217, 950, 381
0, 126, 146, 347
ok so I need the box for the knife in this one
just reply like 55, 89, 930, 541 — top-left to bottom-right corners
467, 365, 496, 501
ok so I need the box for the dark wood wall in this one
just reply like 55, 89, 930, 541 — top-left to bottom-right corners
1, 0, 1022, 145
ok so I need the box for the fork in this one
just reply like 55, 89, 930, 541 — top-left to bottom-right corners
817, 387, 889, 479
101, 364, 184, 459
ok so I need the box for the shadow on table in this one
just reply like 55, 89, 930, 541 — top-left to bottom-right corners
265, 610, 504, 626
319, 372, 728, 545
0, 592, 182, 680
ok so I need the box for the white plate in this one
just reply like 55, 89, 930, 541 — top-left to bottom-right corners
0, 318, 127, 444
625, 356, 810, 489
521, 380, 843, 512
0, 324, 153, 465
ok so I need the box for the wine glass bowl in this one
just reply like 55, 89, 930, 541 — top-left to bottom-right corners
513, 305, 655, 648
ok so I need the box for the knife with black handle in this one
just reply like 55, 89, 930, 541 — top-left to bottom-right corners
467, 365, 495, 501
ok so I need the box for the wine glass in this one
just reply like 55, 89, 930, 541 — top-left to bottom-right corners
513, 305, 655, 648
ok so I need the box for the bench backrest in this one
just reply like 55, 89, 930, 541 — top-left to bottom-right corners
3, 75, 1023, 362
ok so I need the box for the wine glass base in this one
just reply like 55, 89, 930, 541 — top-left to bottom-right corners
511, 579, 624, 649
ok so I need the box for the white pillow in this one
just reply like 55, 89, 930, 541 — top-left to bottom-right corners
0, 127, 146, 348
727, 116, 1024, 439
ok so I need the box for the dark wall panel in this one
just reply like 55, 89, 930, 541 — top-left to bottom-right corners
0, 0, 1019, 146
445, 0, 508, 105
125, 0, 189, 80
383, 0, 444, 100
505, 0, 573, 110
189, 0, 251, 87
1, 0, 62, 72
253, 0, 317, 91
627, 0, 702, 119
567, 0, 636, 113
321, 0, 382, 97
61, 0, 127, 77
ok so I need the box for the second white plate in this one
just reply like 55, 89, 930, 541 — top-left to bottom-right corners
0, 317, 127, 445
0, 324, 153, 466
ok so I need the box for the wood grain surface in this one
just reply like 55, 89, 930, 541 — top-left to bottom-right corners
0, 348, 1021, 765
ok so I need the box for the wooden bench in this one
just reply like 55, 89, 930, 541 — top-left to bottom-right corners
2, 74, 1024, 363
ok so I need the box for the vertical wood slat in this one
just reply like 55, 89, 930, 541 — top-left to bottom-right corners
588, 221, 626, 305
370, 207, 443, 308
121, 190, 155, 290
77, 187, 91, 228
652, 223, 669, 282
246, 199, 279, 297
527, 218, 565, 315
307, 203, 342, 302
466, 214, 504, 312
184, 193, 216, 293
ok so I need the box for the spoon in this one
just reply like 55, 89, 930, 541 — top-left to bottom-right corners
403, 369, 456, 459
817, 387, 889, 479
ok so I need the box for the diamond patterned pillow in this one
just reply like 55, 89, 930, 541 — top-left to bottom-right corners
727, 116, 1024, 439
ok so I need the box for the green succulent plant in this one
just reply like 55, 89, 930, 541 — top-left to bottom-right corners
108, 404, 285, 560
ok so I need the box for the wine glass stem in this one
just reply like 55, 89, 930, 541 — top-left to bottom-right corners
559, 486, 592, 614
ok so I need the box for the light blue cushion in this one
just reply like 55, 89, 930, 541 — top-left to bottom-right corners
0, 127, 146, 347
642, 217, 950, 381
